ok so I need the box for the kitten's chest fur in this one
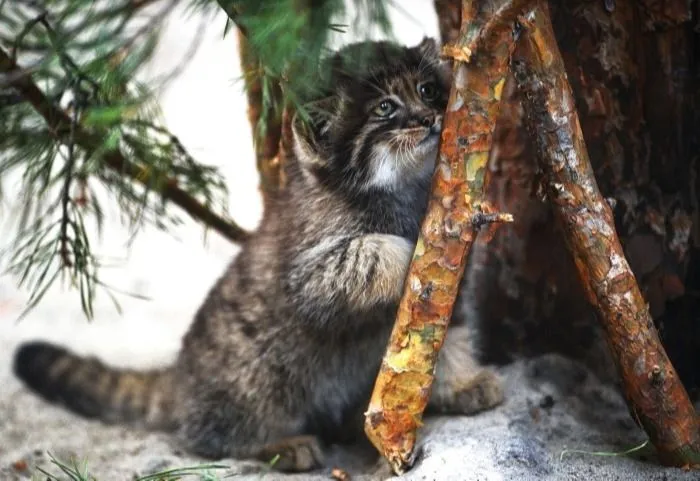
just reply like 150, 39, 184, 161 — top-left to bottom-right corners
283, 174, 431, 241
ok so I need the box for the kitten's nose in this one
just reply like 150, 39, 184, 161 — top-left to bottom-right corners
420, 115, 435, 128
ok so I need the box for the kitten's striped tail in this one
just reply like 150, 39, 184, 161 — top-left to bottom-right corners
13, 341, 177, 431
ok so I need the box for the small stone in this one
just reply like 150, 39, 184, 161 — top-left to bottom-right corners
539, 395, 555, 410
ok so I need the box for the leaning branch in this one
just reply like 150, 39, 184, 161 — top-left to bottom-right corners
0, 46, 250, 244
363, 0, 524, 474
512, 1, 700, 468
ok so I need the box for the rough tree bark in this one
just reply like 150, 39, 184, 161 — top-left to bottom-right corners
363, 0, 527, 474
450, 0, 700, 396
512, 0, 700, 467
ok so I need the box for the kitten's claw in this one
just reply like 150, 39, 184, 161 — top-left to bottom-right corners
257, 435, 325, 472
370, 454, 397, 480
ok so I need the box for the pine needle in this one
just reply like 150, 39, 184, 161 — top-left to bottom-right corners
559, 439, 651, 461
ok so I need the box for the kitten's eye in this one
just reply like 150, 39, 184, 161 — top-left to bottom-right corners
373, 99, 397, 118
418, 81, 438, 101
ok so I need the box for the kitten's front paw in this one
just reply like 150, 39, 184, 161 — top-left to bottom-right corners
353, 234, 414, 307
258, 435, 325, 472
432, 369, 505, 415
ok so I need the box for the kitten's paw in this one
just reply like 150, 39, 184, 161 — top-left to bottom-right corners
257, 435, 325, 472
346, 234, 414, 308
432, 369, 504, 415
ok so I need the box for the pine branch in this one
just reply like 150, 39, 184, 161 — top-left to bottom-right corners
0, 46, 250, 244
216, 0, 393, 127
363, 0, 525, 474
512, 1, 700, 468
218, 1, 393, 200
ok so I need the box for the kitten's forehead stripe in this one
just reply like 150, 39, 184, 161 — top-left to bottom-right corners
292, 39, 449, 193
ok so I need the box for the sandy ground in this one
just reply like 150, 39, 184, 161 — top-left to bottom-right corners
2, 3, 700, 481
3, 319, 700, 481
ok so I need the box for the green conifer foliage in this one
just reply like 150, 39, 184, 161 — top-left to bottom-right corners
0, 0, 393, 318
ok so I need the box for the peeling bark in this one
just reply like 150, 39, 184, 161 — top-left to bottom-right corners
512, 1, 700, 468
363, 0, 525, 474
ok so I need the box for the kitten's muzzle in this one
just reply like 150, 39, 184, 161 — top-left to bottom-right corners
420, 115, 436, 128
418, 118, 442, 145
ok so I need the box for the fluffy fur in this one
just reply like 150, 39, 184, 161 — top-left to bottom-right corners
13, 38, 503, 472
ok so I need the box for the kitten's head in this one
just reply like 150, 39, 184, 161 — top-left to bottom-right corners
292, 37, 450, 193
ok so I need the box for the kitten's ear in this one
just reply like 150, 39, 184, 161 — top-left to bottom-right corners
291, 97, 335, 169
416, 36, 439, 59
416, 36, 452, 84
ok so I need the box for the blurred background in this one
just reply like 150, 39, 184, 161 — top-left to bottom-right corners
0, 1, 440, 370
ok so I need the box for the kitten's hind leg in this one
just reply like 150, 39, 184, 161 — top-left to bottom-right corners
427, 325, 504, 415
177, 391, 325, 472
181, 424, 325, 473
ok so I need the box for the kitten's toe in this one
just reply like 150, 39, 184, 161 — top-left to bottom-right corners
456, 370, 504, 414
433, 369, 505, 415
258, 435, 325, 472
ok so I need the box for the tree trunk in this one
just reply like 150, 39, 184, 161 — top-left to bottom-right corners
455, 0, 700, 396
237, 29, 286, 199
511, 0, 700, 466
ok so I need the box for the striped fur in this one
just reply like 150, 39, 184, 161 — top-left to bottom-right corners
13, 342, 175, 429
13, 38, 503, 473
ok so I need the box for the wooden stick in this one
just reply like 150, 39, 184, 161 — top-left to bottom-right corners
363, 0, 526, 474
511, 0, 700, 468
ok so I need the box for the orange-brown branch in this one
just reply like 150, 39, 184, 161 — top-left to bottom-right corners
237, 29, 285, 197
363, 0, 526, 474
511, 1, 700, 468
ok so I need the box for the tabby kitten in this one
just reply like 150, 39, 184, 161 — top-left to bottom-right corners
13, 38, 503, 473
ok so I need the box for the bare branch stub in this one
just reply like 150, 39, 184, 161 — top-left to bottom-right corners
363, 0, 523, 474
512, 0, 700, 468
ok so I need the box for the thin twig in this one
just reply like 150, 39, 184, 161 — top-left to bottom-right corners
58, 97, 79, 268
237, 28, 285, 197
11, 11, 47, 61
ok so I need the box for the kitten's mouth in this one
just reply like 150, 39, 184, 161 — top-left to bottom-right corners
418, 131, 439, 145
417, 127, 440, 147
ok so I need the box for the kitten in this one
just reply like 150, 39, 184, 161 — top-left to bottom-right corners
13, 38, 503, 473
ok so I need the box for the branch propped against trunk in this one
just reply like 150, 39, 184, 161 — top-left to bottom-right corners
363, 0, 526, 474
0, 46, 250, 244
511, 1, 700, 468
